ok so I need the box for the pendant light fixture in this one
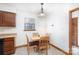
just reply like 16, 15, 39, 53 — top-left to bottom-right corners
38, 3, 46, 17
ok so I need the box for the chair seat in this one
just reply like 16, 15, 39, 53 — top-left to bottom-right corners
29, 41, 39, 46
39, 46, 47, 50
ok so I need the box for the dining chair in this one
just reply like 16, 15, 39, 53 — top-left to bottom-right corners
32, 33, 40, 37
26, 34, 39, 55
38, 36, 49, 55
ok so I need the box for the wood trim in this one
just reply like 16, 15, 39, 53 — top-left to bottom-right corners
15, 44, 27, 49
14, 43, 69, 55
0, 10, 16, 14
77, 46, 79, 47
70, 7, 79, 12
72, 17, 78, 47
50, 43, 69, 55
24, 30, 36, 31
69, 11, 73, 55
69, 7, 79, 55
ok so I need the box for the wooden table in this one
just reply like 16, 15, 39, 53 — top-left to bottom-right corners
32, 35, 49, 41
32, 35, 49, 55
31, 35, 48, 46
32, 36, 40, 41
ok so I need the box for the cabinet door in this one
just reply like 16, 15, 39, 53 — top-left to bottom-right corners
4, 41, 14, 52
0, 39, 4, 55
0, 12, 3, 26
4, 37, 15, 55
3, 12, 16, 27
4, 50, 14, 55
4, 37, 14, 49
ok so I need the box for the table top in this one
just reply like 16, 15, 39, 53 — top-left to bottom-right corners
32, 36, 40, 41
32, 35, 49, 41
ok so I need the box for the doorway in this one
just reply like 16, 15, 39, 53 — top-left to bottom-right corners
72, 17, 78, 47
69, 7, 79, 55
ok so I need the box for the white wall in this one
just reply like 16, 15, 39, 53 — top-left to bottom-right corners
0, 3, 79, 53
46, 3, 79, 53
0, 3, 47, 46
47, 4, 70, 53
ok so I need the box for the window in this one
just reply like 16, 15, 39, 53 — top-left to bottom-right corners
24, 18, 35, 31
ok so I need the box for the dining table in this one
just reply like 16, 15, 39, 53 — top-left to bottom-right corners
32, 35, 49, 41
31, 35, 49, 54
31, 35, 49, 46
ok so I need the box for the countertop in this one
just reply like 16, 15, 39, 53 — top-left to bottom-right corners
0, 33, 17, 38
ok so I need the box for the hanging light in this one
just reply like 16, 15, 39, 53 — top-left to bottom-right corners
38, 3, 46, 17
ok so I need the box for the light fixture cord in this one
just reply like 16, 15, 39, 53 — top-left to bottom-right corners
41, 3, 44, 13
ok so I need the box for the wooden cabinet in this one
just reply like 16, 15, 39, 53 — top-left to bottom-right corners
4, 37, 15, 55
0, 37, 15, 55
0, 39, 4, 54
0, 11, 16, 27
0, 12, 3, 26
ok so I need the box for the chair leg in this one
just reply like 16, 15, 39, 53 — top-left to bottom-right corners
38, 48, 42, 55
48, 42, 50, 48
46, 45, 48, 55
38, 49, 40, 55
46, 49, 48, 55
27, 46, 30, 55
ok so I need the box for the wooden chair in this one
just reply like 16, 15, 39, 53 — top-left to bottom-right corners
32, 33, 40, 38
38, 36, 48, 55
26, 34, 39, 55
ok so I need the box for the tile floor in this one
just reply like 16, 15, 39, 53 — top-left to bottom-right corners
72, 46, 79, 55
14, 45, 65, 55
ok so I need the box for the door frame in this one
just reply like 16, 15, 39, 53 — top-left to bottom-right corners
72, 17, 78, 47
69, 7, 79, 55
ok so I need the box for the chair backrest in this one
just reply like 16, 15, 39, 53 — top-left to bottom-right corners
26, 31, 39, 42
32, 33, 40, 37
39, 36, 48, 49
26, 34, 29, 46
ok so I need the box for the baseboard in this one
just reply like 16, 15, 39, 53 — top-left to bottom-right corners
49, 43, 69, 55
76, 45, 79, 47
15, 43, 69, 55
15, 44, 27, 49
